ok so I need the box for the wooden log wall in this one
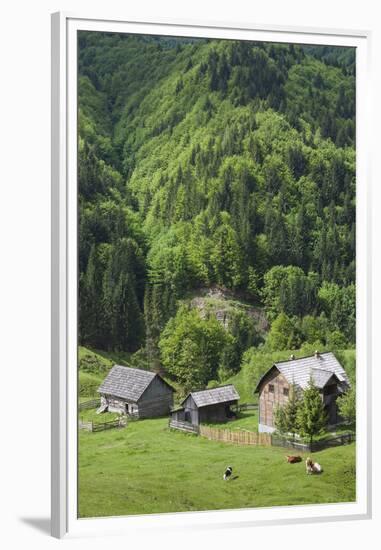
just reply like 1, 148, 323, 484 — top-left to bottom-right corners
259, 371, 290, 429
138, 376, 174, 418
138, 394, 174, 418
105, 396, 127, 414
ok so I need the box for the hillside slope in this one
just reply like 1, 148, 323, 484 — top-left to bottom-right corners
77, 32, 356, 391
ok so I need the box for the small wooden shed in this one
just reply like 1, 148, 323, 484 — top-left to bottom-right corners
98, 365, 174, 418
170, 384, 240, 427
254, 351, 350, 433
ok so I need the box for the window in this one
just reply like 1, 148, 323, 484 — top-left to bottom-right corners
268, 384, 274, 393
283, 388, 289, 397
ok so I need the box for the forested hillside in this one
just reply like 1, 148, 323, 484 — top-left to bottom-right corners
78, 32, 355, 393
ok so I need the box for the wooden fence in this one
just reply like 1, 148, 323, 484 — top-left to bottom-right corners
78, 416, 127, 432
310, 432, 356, 452
169, 419, 199, 434
233, 402, 258, 412
78, 420, 93, 431
78, 398, 101, 411
199, 425, 271, 446
270, 435, 310, 452
271, 432, 356, 452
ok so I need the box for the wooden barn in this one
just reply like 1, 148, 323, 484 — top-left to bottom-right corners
254, 351, 350, 433
97, 365, 174, 418
170, 384, 240, 428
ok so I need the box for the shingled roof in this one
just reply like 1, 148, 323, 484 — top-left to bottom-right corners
311, 367, 338, 388
255, 352, 349, 393
98, 365, 165, 402
184, 384, 240, 408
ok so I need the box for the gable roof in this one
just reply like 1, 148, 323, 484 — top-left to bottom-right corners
98, 365, 173, 402
183, 384, 240, 408
311, 368, 339, 388
254, 352, 349, 393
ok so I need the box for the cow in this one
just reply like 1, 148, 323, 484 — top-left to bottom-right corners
306, 457, 323, 474
285, 455, 302, 464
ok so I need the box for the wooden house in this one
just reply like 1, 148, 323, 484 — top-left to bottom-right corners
97, 365, 174, 418
254, 351, 350, 433
170, 384, 240, 427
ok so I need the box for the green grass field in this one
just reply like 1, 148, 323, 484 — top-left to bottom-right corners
78, 415, 355, 518
78, 345, 356, 518
204, 409, 259, 431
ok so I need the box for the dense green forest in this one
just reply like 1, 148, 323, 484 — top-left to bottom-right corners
78, 32, 355, 394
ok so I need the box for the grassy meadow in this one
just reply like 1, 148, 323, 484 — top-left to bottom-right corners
78, 344, 355, 517
78, 415, 355, 518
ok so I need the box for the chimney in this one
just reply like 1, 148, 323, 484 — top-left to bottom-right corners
290, 354, 295, 360
315, 350, 320, 359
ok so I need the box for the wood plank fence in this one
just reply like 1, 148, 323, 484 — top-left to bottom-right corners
195, 425, 354, 451
233, 403, 258, 412
199, 425, 271, 446
78, 398, 101, 411
169, 419, 199, 434
78, 420, 93, 431
78, 416, 127, 432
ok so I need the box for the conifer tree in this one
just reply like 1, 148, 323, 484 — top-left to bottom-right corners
80, 244, 104, 346
274, 384, 300, 438
274, 405, 287, 434
337, 383, 356, 425
77, 32, 357, 356
283, 384, 300, 439
297, 376, 328, 447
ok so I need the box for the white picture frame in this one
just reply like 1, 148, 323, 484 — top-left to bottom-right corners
51, 11, 372, 539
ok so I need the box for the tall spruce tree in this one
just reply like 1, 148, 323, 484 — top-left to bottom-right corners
274, 384, 300, 439
297, 376, 328, 447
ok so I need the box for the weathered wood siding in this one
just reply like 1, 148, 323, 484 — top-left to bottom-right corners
259, 371, 342, 430
322, 383, 339, 424
100, 376, 174, 418
101, 395, 135, 414
176, 398, 238, 426
170, 409, 185, 422
182, 395, 199, 425
259, 371, 290, 429
137, 375, 174, 418
198, 401, 237, 423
